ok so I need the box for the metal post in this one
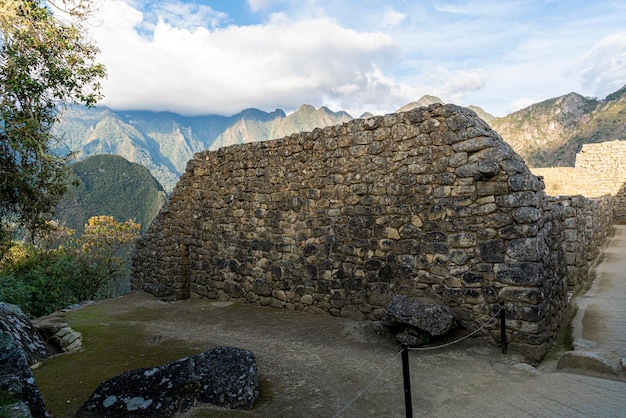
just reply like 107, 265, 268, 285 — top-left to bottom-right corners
500, 303, 507, 354
401, 344, 413, 418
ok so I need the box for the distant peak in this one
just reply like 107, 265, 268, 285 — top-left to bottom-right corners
296, 104, 316, 113
395, 95, 445, 113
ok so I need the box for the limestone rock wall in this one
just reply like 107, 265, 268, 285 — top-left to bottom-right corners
533, 140, 626, 218
131, 104, 612, 361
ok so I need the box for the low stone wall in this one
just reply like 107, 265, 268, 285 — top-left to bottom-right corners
132, 104, 614, 361
533, 140, 626, 218
544, 196, 613, 289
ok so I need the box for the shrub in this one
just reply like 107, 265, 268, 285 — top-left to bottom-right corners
0, 216, 140, 317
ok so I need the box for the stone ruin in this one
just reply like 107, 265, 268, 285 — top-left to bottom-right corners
131, 104, 614, 361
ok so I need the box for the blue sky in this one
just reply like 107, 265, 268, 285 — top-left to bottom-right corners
87, 0, 626, 117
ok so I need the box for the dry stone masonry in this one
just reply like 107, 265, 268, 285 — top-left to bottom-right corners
132, 104, 614, 361
533, 140, 626, 218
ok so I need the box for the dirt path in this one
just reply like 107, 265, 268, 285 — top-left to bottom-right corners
34, 291, 626, 417
573, 223, 626, 365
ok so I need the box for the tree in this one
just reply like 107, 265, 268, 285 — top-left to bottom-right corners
1, 216, 140, 316
76, 215, 141, 300
0, 0, 105, 253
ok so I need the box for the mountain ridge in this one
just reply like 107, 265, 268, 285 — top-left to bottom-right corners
490, 86, 626, 167
54, 85, 626, 192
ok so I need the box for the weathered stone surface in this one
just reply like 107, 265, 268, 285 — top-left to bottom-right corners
36, 323, 83, 353
533, 140, 626, 218
0, 332, 50, 418
511, 363, 540, 376
193, 346, 259, 409
381, 295, 457, 336
572, 339, 597, 351
131, 102, 615, 361
557, 351, 620, 375
77, 346, 258, 417
0, 303, 49, 365
1, 400, 32, 417
142, 283, 173, 297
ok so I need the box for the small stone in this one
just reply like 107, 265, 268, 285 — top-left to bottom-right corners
512, 363, 540, 376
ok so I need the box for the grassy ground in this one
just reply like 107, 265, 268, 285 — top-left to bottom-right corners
32, 300, 193, 417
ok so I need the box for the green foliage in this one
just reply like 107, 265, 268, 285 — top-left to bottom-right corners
55, 155, 167, 234
0, 216, 140, 317
605, 85, 626, 101
0, 248, 81, 317
74, 215, 141, 300
0, 0, 105, 253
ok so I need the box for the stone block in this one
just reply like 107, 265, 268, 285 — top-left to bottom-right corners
494, 262, 544, 286
557, 351, 620, 375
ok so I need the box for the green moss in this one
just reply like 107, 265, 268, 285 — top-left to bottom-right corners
32, 303, 194, 417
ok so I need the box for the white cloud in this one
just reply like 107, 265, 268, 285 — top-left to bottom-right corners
578, 32, 626, 98
437, 68, 488, 103
90, 0, 398, 115
84, 0, 626, 117
510, 97, 542, 112
247, 0, 289, 13
382, 10, 407, 27
247, 0, 270, 12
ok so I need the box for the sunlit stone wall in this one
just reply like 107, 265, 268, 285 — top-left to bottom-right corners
132, 104, 613, 361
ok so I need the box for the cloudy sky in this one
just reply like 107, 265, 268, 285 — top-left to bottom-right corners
85, 0, 626, 117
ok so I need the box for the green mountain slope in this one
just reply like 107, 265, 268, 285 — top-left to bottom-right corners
490, 86, 626, 167
55, 154, 167, 233
54, 105, 350, 192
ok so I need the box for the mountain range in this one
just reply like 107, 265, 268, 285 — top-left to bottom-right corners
54, 85, 626, 193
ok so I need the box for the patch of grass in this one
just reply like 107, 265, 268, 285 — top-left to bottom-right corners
32, 302, 195, 417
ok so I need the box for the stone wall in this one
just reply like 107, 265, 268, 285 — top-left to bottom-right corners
532, 140, 626, 218
132, 104, 612, 361
543, 196, 613, 289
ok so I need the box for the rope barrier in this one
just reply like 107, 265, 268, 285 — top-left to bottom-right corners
331, 306, 505, 416
332, 349, 403, 418
408, 307, 503, 351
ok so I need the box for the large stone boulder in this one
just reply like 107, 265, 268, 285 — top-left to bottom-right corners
194, 346, 259, 409
0, 303, 50, 365
0, 331, 50, 418
77, 346, 259, 417
382, 295, 457, 344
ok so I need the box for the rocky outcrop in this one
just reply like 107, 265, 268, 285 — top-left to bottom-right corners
0, 332, 50, 418
77, 346, 259, 417
382, 295, 457, 346
0, 303, 50, 365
